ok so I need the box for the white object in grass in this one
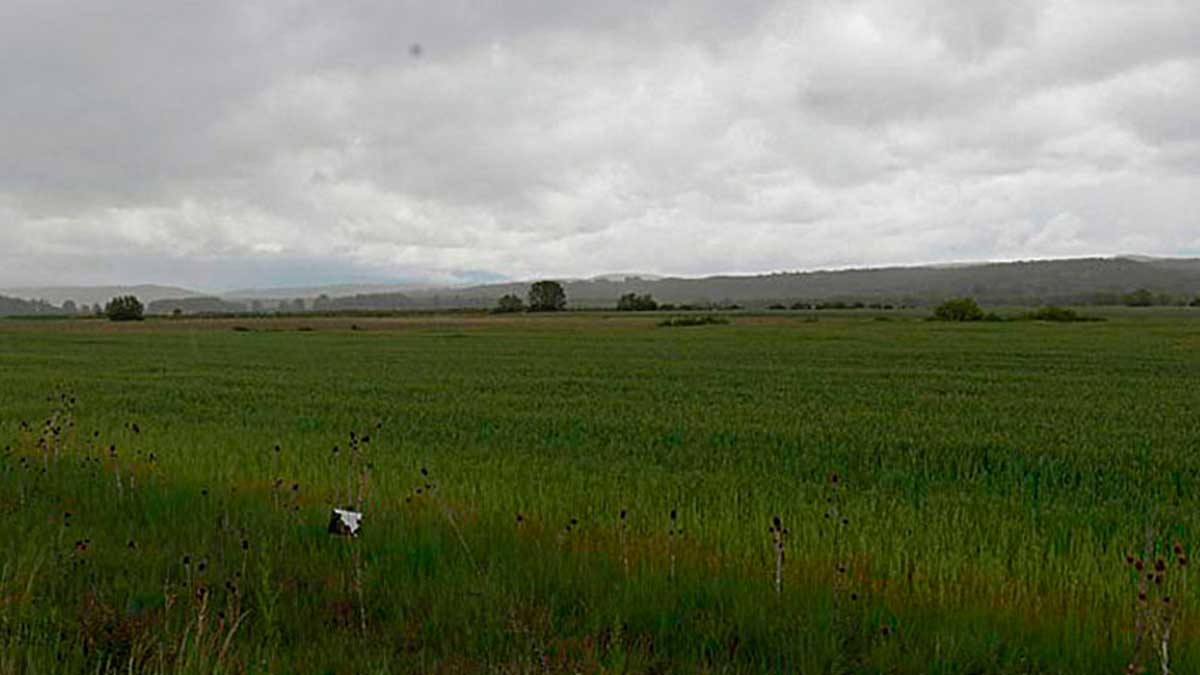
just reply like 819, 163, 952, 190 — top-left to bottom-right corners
329, 508, 363, 536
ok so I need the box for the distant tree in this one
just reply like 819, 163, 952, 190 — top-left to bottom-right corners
528, 281, 567, 312
250, 300, 264, 313
105, 295, 144, 322
1190, 295, 1200, 308
493, 294, 526, 314
290, 298, 307, 313
313, 294, 331, 311
617, 292, 658, 311
932, 297, 985, 322
61, 299, 77, 314
94, 304, 104, 317
171, 308, 183, 318
1123, 288, 1155, 307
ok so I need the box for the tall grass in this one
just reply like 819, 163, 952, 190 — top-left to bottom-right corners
0, 314, 1197, 672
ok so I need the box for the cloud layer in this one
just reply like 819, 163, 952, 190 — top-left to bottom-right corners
2, 0, 1198, 289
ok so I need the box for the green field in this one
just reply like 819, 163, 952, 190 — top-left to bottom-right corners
2, 311, 1198, 673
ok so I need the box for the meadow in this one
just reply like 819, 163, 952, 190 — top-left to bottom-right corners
1, 310, 1199, 673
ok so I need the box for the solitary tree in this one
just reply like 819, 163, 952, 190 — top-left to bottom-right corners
61, 299, 77, 314
494, 294, 526, 314
105, 295, 145, 322
528, 281, 567, 312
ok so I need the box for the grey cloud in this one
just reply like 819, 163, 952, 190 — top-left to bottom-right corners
1, 0, 1198, 290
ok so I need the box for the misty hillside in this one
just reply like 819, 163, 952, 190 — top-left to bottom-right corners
0, 295, 66, 316
7, 257, 1200, 316
0, 285, 199, 307
397, 257, 1200, 309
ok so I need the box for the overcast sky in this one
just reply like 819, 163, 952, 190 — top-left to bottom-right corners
2, 1, 1198, 290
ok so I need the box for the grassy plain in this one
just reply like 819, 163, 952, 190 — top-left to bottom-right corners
2, 310, 1199, 673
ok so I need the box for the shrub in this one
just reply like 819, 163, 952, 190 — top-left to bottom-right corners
1123, 289, 1155, 307
659, 315, 730, 328
617, 293, 658, 311
493, 294, 525, 314
104, 296, 144, 322
1023, 306, 1105, 322
932, 298, 985, 322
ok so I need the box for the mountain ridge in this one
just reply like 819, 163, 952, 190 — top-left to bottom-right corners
4, 256, 1200, 314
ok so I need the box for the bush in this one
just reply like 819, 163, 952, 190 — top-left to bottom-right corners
659, 315, 730, 328
932, 298, 985, 322
617, 293, 658, 311
1123, 289, 1155, 307
493, 294, 525, 314
1022, 306, 1104, 323
104, 296, 144, 322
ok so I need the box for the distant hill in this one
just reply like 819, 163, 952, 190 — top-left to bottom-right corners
220, 283, 431, 301
146, 297, 249, 315
392, 256, 1200, 309
0, 285, 200, 307
7, 257, 1200, 316
0, 294, 67, 317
